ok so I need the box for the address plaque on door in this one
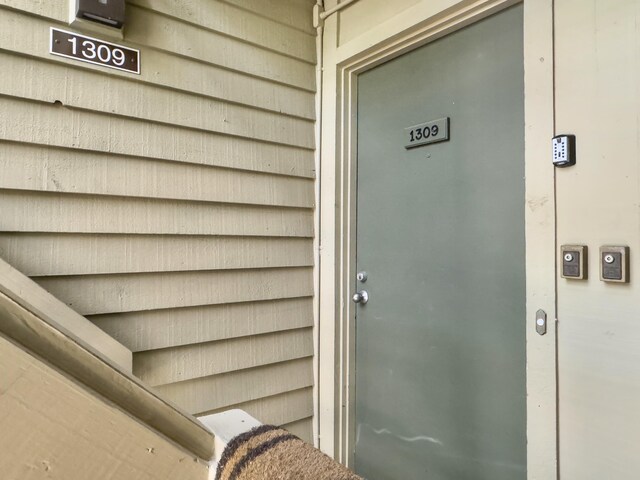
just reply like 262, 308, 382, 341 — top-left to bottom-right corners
404, 117, 449, 149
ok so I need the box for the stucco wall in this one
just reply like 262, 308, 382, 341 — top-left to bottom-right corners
0, 0, 315, 442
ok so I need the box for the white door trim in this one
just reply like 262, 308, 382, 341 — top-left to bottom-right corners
317, 1, 558, 477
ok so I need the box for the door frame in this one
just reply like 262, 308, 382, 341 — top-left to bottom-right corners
317, 0, 558, 478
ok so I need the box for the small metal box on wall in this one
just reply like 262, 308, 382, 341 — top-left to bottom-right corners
76, 0, 126, 28
600, 246, 630, 283
561, 245, 587, 280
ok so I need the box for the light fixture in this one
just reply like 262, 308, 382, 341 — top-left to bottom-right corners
76, 0, 125, 29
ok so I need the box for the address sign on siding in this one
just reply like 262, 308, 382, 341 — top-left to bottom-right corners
50, 28, 140, 74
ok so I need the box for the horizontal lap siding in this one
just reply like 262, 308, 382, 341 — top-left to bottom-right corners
34, 268, 314, 315
128, 0, 315, 62
155, 358, 314, 415
89, 298, 314, 352
201, 388, 314, 427
0, 53, 315, 149
220, 0, 315, 34
133, 328, 314, 386
0, 98, 314, 177
0, 234, 313, 276
0, 142, 314, 207
0, 8, 315, 120
0, 0, 316, 442
282, 418, 314, 443
0, 191, 313, 236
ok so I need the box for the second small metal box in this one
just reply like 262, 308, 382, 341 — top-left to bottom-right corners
600, 246, 630, 283
561, 245, 587, 280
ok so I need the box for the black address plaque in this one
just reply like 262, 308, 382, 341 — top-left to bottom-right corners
50, 28, 140, 74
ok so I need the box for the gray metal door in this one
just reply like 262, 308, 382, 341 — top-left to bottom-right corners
353, 6, 526, 479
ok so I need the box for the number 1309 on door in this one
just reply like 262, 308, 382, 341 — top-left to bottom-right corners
404, 117, 449, 149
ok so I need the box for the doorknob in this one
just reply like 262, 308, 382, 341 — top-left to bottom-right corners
352, 290, 369, 304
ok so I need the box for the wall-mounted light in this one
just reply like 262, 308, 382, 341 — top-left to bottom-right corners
76, 0, 125, 29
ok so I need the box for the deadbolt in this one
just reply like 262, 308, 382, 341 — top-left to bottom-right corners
352, 290, 369, 305
356, 271, 368, 282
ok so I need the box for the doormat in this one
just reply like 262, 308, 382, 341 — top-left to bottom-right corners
215, 424, 362, 480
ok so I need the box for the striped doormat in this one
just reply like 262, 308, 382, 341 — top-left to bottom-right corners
215, 425, 363, 480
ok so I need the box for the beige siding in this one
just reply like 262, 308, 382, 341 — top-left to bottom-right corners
0, 0, 316, 437
0, 55, 314, 149
129, 0, 314, 62
201, 388, 314, 427
0, 9, 315, 120
90, 298, 314, 352
0, 97, 314, 177
221, 0, 315, 34
134, 328, 314, 386
0, 144, 314, 208
0, 235, 313, 276
155, 358, 314, 415
0, 191, 313, 236
282, 417, 314, 443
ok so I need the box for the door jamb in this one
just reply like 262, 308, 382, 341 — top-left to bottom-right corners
317, 0, 558, 477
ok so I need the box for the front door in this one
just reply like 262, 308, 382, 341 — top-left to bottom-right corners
353, 6, 526, 479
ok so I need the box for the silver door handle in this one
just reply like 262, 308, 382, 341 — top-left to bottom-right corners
352, 290, 369, 304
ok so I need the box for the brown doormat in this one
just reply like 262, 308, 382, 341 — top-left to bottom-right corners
215, 425, 363, 480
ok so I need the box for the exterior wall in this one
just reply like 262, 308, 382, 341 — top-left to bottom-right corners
0, 0, 316, 441
0, 334, 209, 480
321, 0, 640, 477
555, 0, 640, 477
